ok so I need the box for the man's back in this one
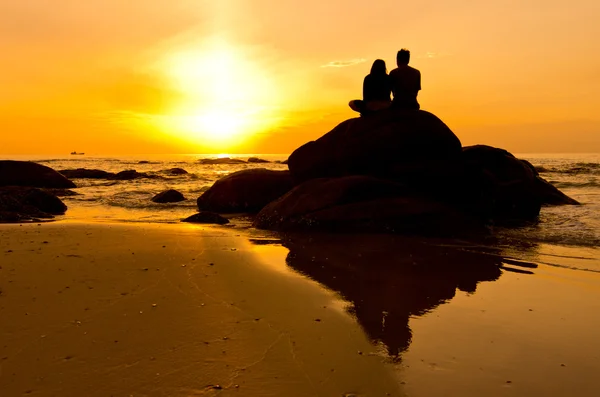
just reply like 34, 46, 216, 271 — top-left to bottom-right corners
389, 65, 421, 109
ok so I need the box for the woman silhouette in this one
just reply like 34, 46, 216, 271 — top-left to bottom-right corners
349, 59, 392, 116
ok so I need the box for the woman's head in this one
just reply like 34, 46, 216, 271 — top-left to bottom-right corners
370, 59, 387, 75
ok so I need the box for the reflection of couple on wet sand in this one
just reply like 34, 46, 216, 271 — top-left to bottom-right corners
349, 49, 421, 116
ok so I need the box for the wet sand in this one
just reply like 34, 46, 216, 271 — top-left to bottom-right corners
1, 223, 600, 396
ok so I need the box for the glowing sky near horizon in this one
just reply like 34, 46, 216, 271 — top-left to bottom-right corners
0, 0, 599, 154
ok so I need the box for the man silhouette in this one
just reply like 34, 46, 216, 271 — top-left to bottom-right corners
389, 49, 421, 110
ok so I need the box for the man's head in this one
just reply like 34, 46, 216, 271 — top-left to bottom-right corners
397, 49, 410, 66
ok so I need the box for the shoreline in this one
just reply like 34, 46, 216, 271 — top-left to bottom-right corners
1, 222, 600, 396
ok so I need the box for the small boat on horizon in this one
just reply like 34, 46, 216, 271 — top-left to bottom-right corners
70, 151, 85, 155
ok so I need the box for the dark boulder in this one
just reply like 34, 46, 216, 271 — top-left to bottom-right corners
59, 168, 115, 179
288, 109, 462, 183
182, 212, 229, 224
199, 157, 246, 165
0, 160, 75, 188
254, 176, 482, 235
0, 186, 67, 222
197, 169, 295, 213
456, 145, 578, 220
516, 158, 579, 206
247, 157, 270, 163
534, 177, 580, 206
0, 211, 30, 223
151, 189, 185, 203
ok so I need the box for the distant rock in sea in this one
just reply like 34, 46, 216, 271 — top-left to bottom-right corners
161, 168, 188, 175
112, 170, 154, 180
1, 160, 76, 188
59, 168, 115, 179
59, 168, 158, 180
247, 157, 270, 163
199, 157, 247, 165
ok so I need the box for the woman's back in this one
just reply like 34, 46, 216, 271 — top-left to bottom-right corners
363, 73, 391, 102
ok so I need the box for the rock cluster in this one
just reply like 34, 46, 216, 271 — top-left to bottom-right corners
0, 161, 73, 222
0, 186, 68, 222
197, 108, 578, 235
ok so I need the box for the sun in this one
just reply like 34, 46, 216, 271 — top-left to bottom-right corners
155, 39, 282, 150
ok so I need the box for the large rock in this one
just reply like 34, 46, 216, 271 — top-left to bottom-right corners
0, 186, 67, 222
197, 169, 295, 213
0, 160, 76, 188
253, 176, 482, 235
152, 189, 185, 203
288, 109, 462, 183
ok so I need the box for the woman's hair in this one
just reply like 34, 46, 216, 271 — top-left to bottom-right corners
370, 59, 387, 75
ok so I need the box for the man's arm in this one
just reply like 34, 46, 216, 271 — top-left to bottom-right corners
389, 69, 397, 99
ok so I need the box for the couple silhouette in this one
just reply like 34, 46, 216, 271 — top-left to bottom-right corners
349, 49, 421, 116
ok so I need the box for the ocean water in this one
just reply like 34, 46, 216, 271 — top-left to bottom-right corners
3, 152, 599, 272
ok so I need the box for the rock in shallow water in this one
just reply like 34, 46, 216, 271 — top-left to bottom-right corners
0, 186, 67, 222
197, 169, 295, 214
182, 212, 229, 224
151, 189, 185, 203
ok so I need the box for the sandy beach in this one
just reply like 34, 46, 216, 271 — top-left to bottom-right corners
1, 222, 600, 396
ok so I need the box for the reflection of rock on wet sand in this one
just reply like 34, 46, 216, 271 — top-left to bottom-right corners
280, 233, 506, 360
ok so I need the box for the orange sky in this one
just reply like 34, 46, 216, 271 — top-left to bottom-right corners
1, 0, 599, 154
